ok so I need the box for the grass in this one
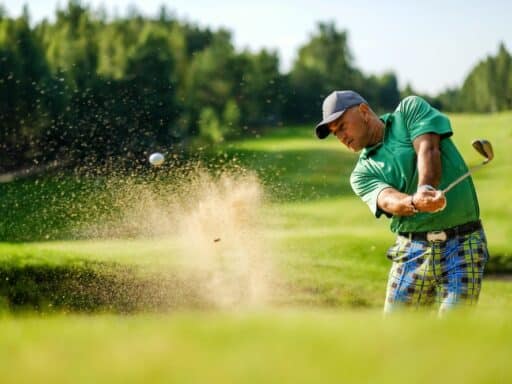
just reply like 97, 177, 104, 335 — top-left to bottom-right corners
0, 111, 512, 382
0, 311, 511, 383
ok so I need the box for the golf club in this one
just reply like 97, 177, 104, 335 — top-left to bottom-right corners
442, 139, 494, 194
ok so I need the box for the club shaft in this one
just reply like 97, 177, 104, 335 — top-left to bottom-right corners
442, 162, 486, 194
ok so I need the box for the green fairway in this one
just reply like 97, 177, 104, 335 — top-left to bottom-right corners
1, 112, 512, 382
1, 112, 511, 308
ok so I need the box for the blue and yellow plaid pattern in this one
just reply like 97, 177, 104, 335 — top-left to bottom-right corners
384, 228, 489, 315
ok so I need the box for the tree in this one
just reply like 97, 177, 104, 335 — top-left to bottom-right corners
39, 1, 99, 89
288, 22, 369, 122
494, 43, 512, 110
235, 49, 283, 128
0, 14, 52, 171
183, 30, 238, 138
455, 43, 512, 112
123, 27, 181, 145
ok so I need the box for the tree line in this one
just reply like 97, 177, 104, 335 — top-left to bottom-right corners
0, 1, 510, 172
437, 43, 512, 112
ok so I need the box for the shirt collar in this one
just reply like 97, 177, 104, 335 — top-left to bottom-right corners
360, 113, 393, 159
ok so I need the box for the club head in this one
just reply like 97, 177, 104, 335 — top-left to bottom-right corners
472, 139, 494, 163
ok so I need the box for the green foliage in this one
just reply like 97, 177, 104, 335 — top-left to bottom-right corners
9, 2, 512, 170
436, 88, 462, 111
288, 22, 361, 122
285, 22, 401, 121
401, 83, 444, 110
363, 72, 401, 113
0, 14, 52, 171
292, 22, 356, 86
198, 107, 223, 143
123, 26, 180, 144
196, 98, 241, 143
222, 98, 241, 136
443, 42, 512, 112
39, 1, 99, 88
236, 49, 283, 127
183, 30, 237, 134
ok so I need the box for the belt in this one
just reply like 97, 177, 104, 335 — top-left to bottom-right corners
398, 220, 482, 242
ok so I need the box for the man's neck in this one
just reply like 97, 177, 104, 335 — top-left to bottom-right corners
368, 119, 385, 146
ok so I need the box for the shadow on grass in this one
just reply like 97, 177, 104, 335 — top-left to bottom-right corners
0, 259, 382, 313
0, 260, 210, 313
485, 254, 512, 275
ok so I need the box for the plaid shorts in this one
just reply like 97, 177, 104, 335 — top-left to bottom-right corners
384, 228, 489, 315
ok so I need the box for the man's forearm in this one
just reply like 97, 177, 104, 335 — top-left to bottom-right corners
410, 134, 447, 212
414, 134, 442, 188
377, 134, 446, 216
377, 188, 417, 216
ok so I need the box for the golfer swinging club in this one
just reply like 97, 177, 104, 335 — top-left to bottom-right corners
315, 91, 489, 314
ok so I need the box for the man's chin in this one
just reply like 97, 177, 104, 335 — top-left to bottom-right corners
348, 143, 361, 152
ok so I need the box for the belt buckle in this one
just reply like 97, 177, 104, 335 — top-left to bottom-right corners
426, 230, 447, 242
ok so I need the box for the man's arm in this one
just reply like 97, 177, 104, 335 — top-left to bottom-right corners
377, 133, 446, 216
411, 133, 446, 212
377, 188, 417, 217
413, 133, 441, 187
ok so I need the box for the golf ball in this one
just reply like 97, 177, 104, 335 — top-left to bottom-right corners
149, 152, 165, 166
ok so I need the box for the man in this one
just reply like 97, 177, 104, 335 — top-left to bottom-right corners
315, 90, 489, 314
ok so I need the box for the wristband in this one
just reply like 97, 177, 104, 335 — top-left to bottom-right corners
418, 184, 436, 192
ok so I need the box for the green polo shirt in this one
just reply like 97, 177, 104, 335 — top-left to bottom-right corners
350, 96, 480, 233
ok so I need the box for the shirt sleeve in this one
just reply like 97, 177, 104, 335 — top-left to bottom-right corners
398, 96, 453, 141
350, 168, 393, 218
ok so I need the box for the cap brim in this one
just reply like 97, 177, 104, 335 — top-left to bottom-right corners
315, 110, 344, 139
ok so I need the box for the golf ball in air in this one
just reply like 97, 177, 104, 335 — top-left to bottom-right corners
149, 152, 164, 166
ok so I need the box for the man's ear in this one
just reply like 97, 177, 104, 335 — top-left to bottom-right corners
358, 103, 370, 120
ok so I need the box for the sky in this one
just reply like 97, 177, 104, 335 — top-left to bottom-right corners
2, 0, 512, 95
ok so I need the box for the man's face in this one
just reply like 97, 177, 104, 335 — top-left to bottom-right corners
327, 104, 369, 152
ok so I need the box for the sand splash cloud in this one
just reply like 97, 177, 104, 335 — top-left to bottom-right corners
79, 163, 276, 309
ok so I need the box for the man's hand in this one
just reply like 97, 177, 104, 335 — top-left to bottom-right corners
412, 188, 446, 213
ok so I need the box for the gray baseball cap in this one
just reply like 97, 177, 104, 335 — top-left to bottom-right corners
315, 90, 367, 139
